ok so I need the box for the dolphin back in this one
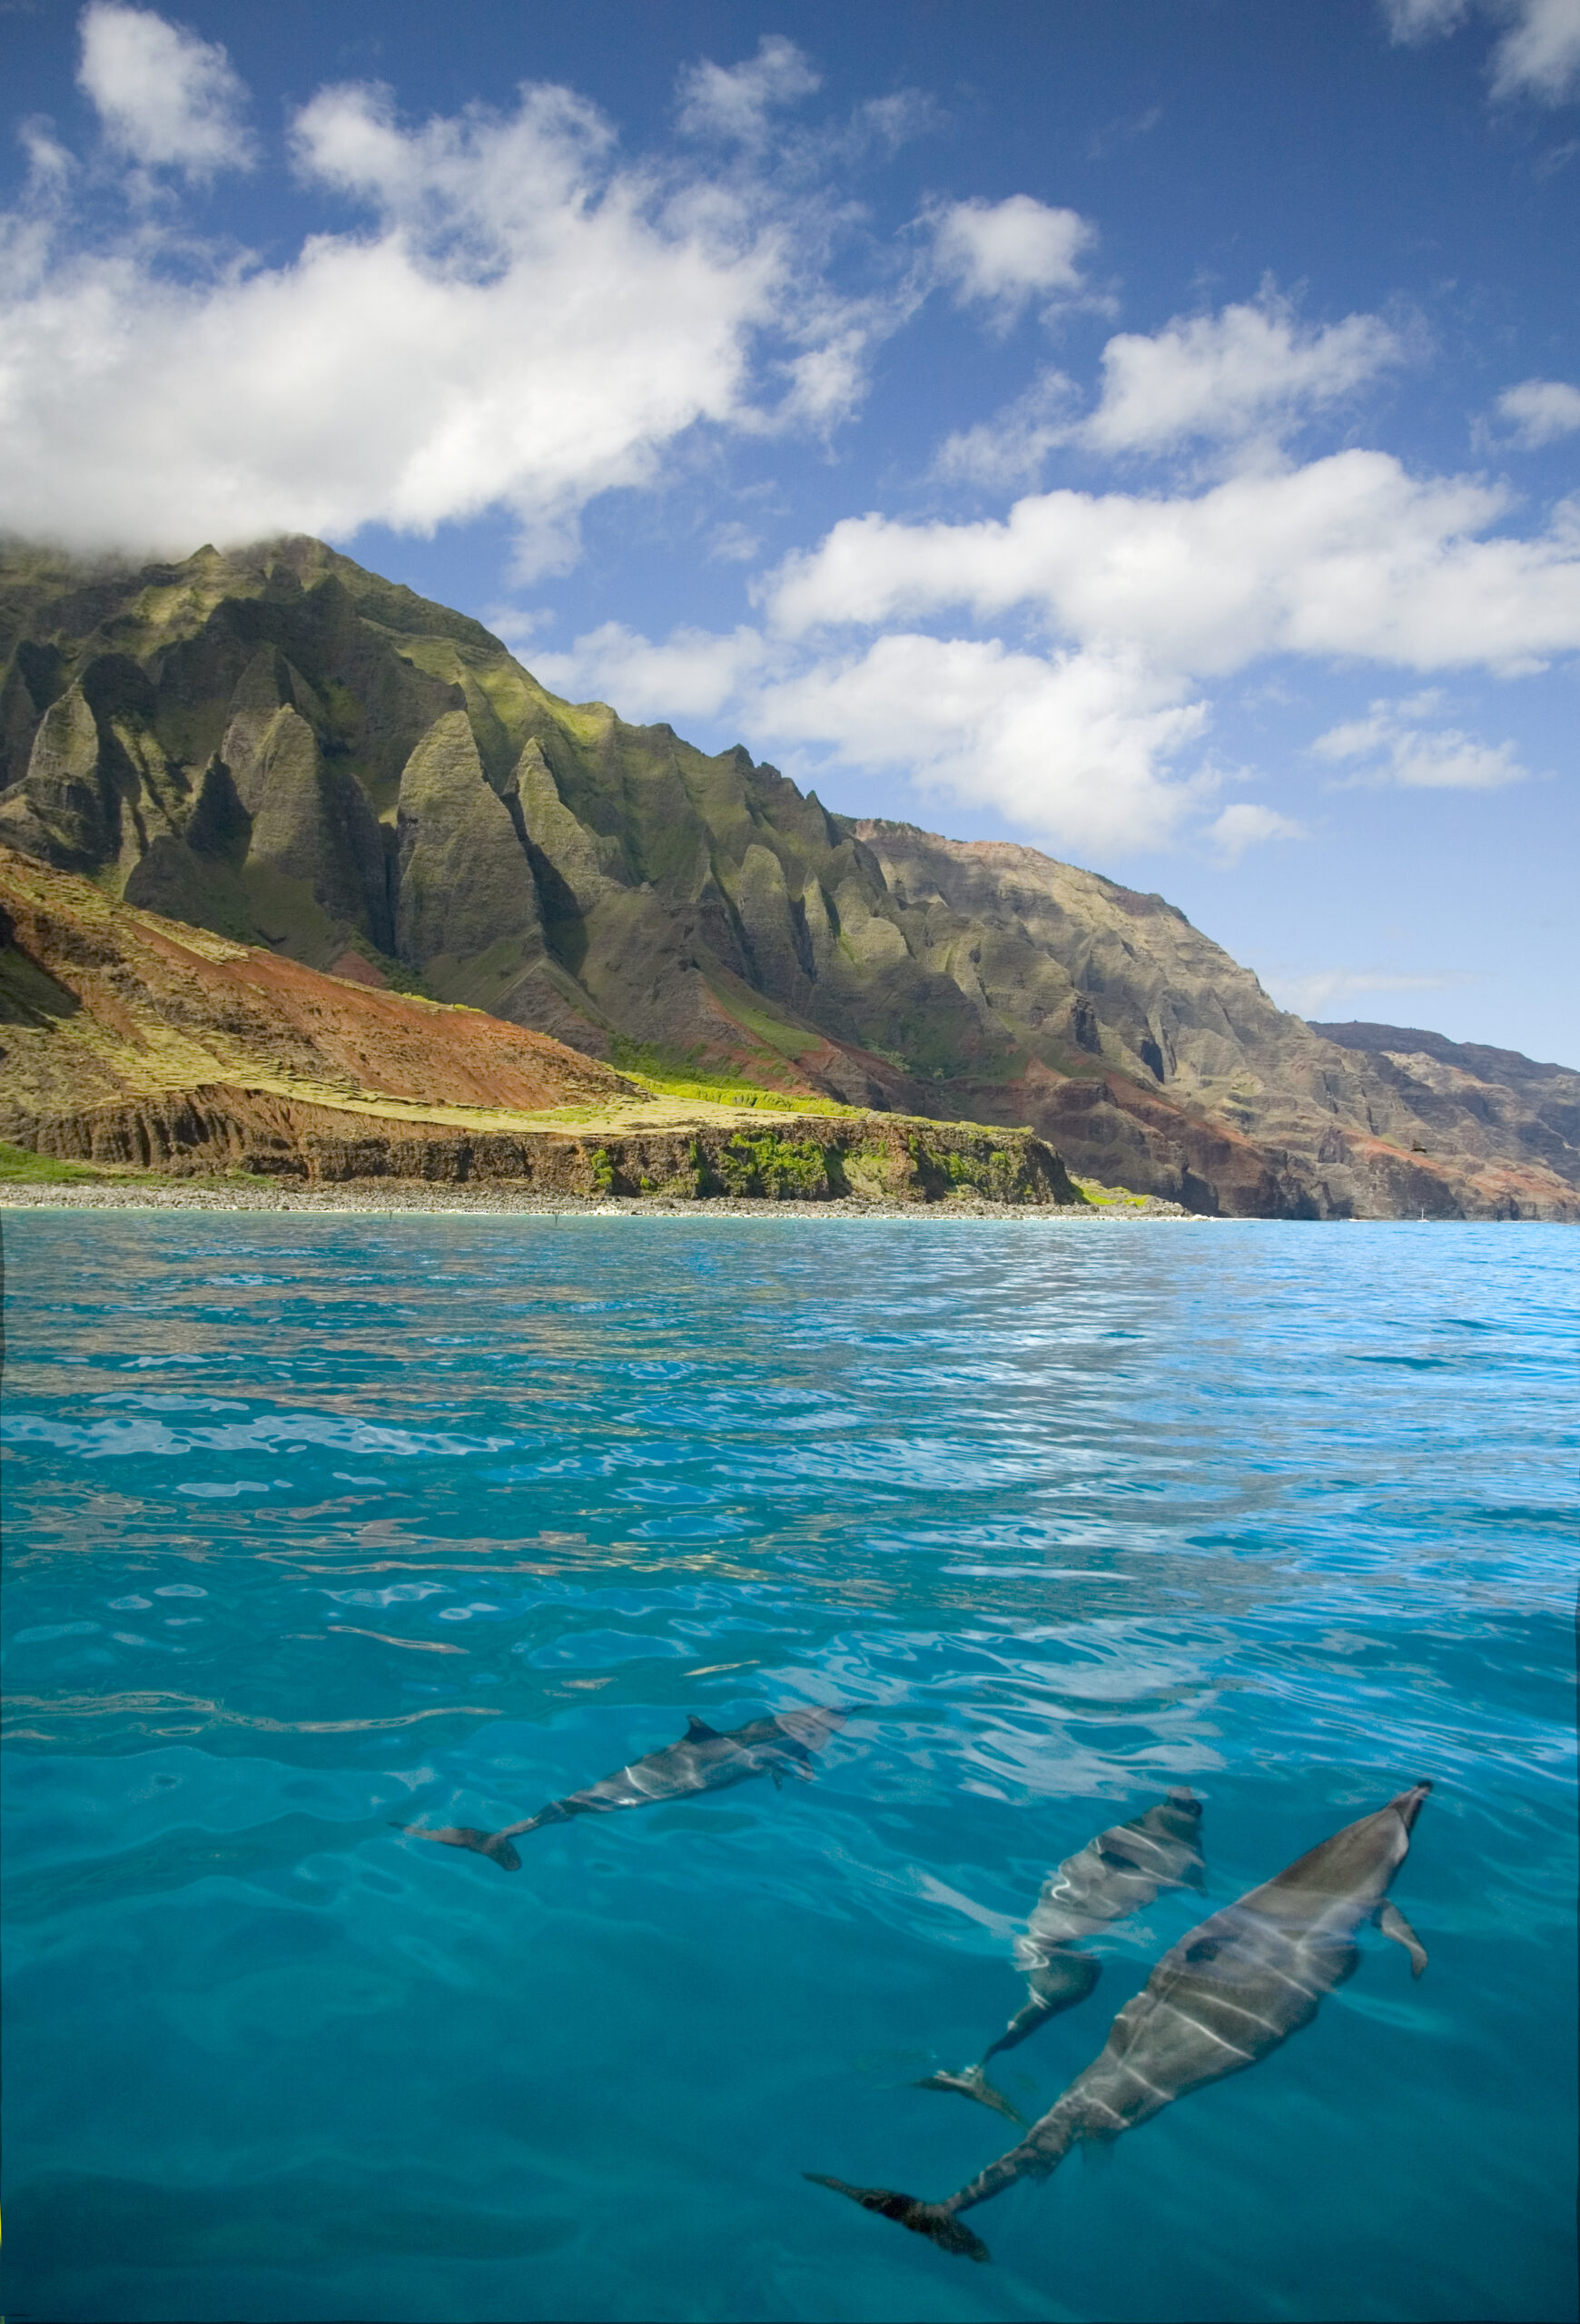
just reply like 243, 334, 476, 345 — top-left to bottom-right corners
1023, 1787, 1206, 1955
1238, 1781, 1431, 1924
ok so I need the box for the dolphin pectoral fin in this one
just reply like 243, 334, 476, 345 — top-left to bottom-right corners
390, 1823, 523, 1872
804, 2175, 991, 2262
914, 2067, 1026, 2126
769, 1763, 785, 1790
1378, 1899, 1427, 1978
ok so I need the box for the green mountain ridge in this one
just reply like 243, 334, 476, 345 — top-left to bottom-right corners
2, 534, 1575, 1220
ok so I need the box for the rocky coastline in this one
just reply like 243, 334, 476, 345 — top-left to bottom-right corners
0, 1178, 1194, 1218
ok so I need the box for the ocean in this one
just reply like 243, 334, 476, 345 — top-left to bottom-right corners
1, 1209, 1575, 2323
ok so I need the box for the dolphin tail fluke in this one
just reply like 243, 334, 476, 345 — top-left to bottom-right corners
804, 2174, 990, 2262
913, 2065, 1026, 2125
390, 1822, 523, 1872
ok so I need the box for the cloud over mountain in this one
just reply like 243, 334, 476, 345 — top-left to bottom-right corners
0, 29, 892, 572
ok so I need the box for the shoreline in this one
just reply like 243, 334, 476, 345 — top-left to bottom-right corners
0, 1179, 1197, 1221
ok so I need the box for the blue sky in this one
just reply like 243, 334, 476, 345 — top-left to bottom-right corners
5, 0, 1577, 1061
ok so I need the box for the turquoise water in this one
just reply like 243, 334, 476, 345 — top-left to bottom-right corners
1, 1211, 1575, 2324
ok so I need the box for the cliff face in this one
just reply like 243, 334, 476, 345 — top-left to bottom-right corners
842, 826, 1580, 1221
0, 848, 1079, 1207
2, 537, 1574, 1219
0, 842, 643, 1134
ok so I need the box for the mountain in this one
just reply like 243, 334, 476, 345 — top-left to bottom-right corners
0, 846, 1076, 1204
1, 534, 1574, 1219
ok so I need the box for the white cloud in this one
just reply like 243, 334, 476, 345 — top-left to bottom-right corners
755, 636, 1211, 856
933, 368, 1078, 489
482, 604, 556, 652
708, 520, 763, 564
78, 2, 253, 177
676, 35, 821, 143
17, 120, 76, 194
290, 78, 618, 256
538, 424, 1569, 851
1490, 0, 1580, 101
765, 451, 1580, 677
776, 322, 879, 429
1382, 0, 1471, 39
1082, 295, 1406, 456
1382, 0, 1580, 103
538, 619, 1215, 856
0, 75, 823, 566
930, 291, 1407, 478
1208, 803, 1307, 860
731, 432, 1575, 852
931, 195, 1092, 327
1312, 695, 1529, 787
534, 621, 770, 721
1499, 376, 1580, 445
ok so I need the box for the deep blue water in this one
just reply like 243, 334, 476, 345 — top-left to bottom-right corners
1, 1210, 1575, 2324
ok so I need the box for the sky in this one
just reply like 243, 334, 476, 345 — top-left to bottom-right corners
3, 0, 1577, 1063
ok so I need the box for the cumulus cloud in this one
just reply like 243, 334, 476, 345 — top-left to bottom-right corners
77, 2, 253, 177
765, 452, 1580, 676
933, 369, 1079, 489
535, 420, 1574, 852
1382, 0, 1580, 103
1081, 295, 1407, 456
755, 636, 1212, 856
1208, 803, 1307, 860
1490, 0, 1580, 100
676, 34, 821, 143
0, 62, 860, 566
537, 618, 1223, 859
523, 414, 1580, 855
534, 621, 770, 720
931, 194, 1092, 327
1382, 0, 1471, 36
290, 78, 617, 256
1311, 695, 1529, 787
1498, 376, 1580, 445
708, 520, 763, 564
723, 442, 1573, 850
933, 294, 1406, 480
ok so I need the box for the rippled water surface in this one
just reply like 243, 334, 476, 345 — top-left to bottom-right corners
2, 1211, 1575, 2324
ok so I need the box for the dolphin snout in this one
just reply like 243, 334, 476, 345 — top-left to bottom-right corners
1393, 1780, 1433, 1831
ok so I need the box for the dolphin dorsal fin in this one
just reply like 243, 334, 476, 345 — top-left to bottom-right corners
683, 1715, 722, 1741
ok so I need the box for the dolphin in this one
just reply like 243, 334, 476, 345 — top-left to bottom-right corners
809, 1779, 1430, 2263
918, 1787, 1206, 2123
396, 1706, 845, 1871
